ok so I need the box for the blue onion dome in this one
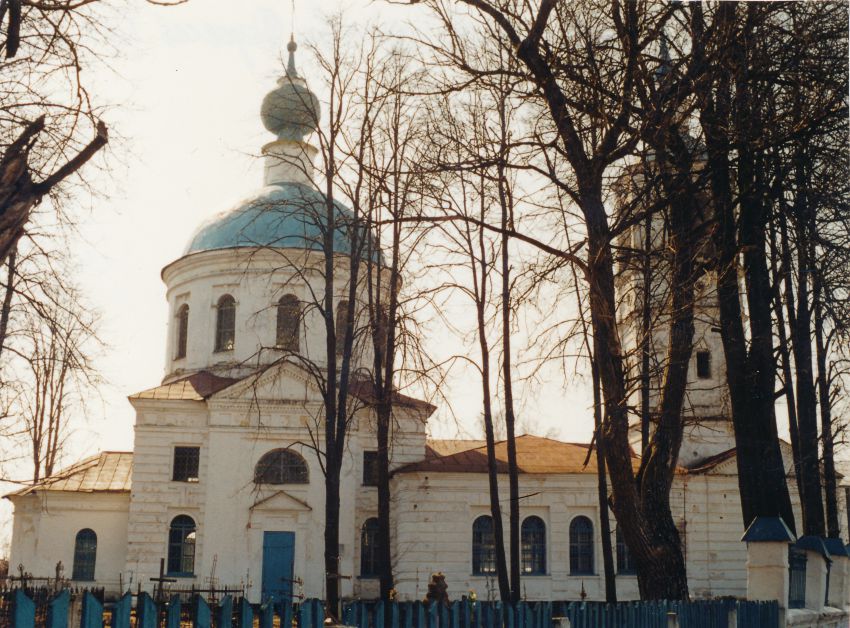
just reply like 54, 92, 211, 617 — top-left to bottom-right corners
184, 182, 364, 257
260, 37, 320, 142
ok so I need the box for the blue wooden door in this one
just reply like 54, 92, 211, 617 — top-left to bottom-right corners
262, 531, 295, 603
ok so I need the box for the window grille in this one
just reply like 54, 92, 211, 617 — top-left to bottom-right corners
335, 300, 350, 356
521, 516, 546, 575
172, 446, 200, 482
254, 449, 309, 484
788, 546, 807, 609
696, 350, 711, 379
360, 518, 380, 577
472, 515, 496, 575
215, 295, 235, 352
175, 305, 189, 359
276, 294, 300, 351
72, 529, 97, 581
615, 527, 636, 575
569, 516, 594, 575
167, 515, 196, 576
362, 451, 378, 487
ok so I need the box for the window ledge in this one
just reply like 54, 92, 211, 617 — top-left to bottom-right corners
166, 572, 195, 579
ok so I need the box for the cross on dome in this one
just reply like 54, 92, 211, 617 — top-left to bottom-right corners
286, 34, 298, 79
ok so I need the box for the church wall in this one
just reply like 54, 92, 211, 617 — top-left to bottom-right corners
126, 389, 417, 603
196, 424, 341, 602
672, 466, 816, 600
8, 492, 129, 593
125, 400, 210, 590
345, 406, 428, 599
670, 475, 749, 598
389, 471, 641, 603
390, 469, 823, 603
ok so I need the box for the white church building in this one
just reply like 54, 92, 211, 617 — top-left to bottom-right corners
5, 40, 846, 606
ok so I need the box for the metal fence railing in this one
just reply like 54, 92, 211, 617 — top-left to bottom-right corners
788, 546, 807, 609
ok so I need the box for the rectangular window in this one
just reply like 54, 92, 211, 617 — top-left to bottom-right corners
363, 451, 378, 487
696, 350, 711, 379
172, 446, 200, 482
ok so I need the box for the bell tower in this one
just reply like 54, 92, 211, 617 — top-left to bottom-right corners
615, 165, 736, 468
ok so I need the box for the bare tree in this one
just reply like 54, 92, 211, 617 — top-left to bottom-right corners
0, 0, 186, 348
411, 0, 706, 598
353, 42, 433, 603
0, 271, 100, 482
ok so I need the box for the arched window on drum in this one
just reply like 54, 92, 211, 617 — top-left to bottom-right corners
276, 294, 300, 351
175, 304, 189, 359
214, 294, 236, 352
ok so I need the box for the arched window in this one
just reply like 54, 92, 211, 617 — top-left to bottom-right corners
335, 300, 350, 356
72, 528, 97, 581
167, 515, 196, 576
276, 294, 300, 351
254, 449, 309, 484
215, 294, 235, 352
360, 517, 379, 577
472, 515, 496, 575
569, 516, 594, 575
521, 516, 546, 575
616, 527, 636, 575
175, 304, 189, 359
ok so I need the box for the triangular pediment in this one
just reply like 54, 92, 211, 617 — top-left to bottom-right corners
697, 440, 797, 477
249, 488, 313, 512
210, 360, 323, 404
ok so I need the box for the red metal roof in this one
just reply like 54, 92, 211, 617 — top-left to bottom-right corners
347, 380, 437, 414
129, 371, 240, 401
396, 434, 642, 475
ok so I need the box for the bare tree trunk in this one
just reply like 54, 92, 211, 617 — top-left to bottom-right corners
639, 212, 652, 455
769, 212, 802, 488
694, 1, 795, 533
814, 252, 840, 538
582, 187, 688, 599
785, 159, 825, 536
0, 117, 107, 267
0, 247, 15, 359
472, 187, 511, 602
592, 357, 617, 602
496, 100, 521, 603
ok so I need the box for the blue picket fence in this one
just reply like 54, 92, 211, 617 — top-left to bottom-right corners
8, 590, 325, 628
342, 599, 780, 628
8, 591, 780, 628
